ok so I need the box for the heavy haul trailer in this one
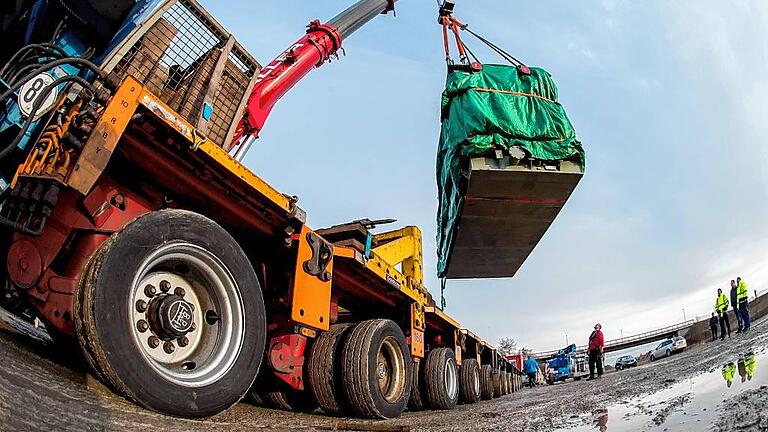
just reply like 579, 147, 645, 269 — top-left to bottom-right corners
0, 0, 518, 420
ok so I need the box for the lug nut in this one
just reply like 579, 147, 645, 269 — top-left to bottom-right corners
174, 287, 185, 297
178, 336, 189, 347
159, 280, 171, 293
163, 341, 176, 354
189, 322, 196, 332
144, 284, 157, 297
137, 320, 149, 333
148, 336, 160, 349
135, 300, 147, 313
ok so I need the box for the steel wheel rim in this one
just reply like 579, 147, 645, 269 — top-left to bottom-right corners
472, 367, 480, 396
444, 358, 458, 400
376, 336, 406, 403
128, 242, 245, 387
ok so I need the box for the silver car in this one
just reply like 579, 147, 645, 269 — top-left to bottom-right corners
650, 336, 687, 361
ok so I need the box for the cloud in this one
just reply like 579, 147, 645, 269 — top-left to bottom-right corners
448, 0, 768, 352
200, 1, 768, 353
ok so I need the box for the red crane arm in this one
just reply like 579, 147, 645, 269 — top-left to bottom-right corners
229, 0, 397, 158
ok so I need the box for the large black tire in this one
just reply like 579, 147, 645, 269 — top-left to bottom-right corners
511, 374, 518, 392
500, 372, 507, 395
423, 347, 459, 410
307, 323, 354, 415
459, 358, 481, 404
505, 373, 512, 395
408, 360, 426, 411
246, 387, 268, 407
492, 371, 503, 398
264, 386, 317, 413
479, 364, 494, 400
74, 210, 266, 418
341, 319, 412, 419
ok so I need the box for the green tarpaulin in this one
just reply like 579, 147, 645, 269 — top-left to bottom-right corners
436, 64, 584, 277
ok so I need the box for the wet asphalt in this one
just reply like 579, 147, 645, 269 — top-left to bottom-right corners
0, 309, 766, 431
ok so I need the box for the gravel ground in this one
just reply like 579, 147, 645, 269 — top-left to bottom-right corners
0, 309, 766, 432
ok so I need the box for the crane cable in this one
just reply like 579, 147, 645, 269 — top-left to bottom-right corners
440, 12, 531, 74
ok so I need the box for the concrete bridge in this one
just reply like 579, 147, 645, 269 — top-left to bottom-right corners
532, 320, 696, 361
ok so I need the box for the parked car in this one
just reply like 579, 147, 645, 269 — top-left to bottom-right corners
615, 355, 638, 370
671, 336, 687, 352
650, 336, 687, 361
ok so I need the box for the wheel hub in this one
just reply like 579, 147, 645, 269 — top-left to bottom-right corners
147, 293, 195, 340
377, 362, 389, 379
128, 242, 245, 388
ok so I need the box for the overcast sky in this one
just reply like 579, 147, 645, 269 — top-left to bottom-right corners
200, 0, 768, 352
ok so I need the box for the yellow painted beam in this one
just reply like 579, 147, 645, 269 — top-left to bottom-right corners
373, 226, 424, 287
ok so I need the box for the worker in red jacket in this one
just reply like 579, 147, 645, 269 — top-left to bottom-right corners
587, 323, 605, 380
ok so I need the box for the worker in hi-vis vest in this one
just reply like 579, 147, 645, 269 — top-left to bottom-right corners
715, 288, 731, 340
736, 277, 751, 331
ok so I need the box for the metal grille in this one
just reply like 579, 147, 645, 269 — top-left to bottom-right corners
105, 0, 259, 145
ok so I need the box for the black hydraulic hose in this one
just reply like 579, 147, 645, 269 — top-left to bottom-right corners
328, 0, 399, 40
0, 75, 95, 161
9, 62, 55, 86
0, 57, 107, 106
0, 44, 67, 77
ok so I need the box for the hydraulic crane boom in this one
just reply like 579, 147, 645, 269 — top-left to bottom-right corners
230, 0, 397, 160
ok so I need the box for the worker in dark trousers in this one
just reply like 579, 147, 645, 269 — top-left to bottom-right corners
730, 280, 742, 332
715, 288, 731, 340
587, 323, 604, 380
737, 277, 752, 331
709, 312, 719, 341
523, 355, 539, 388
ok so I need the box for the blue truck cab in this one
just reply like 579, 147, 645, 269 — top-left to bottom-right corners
0, 0, 160, 190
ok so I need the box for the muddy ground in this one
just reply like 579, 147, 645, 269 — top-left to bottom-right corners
0, 309, 766, 432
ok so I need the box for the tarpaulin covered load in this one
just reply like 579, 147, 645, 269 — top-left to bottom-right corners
437, 64, 584, 279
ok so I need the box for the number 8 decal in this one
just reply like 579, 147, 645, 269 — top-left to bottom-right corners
18, 72, 58, 120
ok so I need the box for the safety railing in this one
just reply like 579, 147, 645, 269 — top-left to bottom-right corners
532, 319, 696, 360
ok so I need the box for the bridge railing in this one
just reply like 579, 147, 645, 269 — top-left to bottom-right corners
532, 319, 696, 359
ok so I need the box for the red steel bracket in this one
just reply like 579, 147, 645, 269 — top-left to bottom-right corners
268, 333, 308, 390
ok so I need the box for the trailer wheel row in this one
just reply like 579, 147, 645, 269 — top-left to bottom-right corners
70, 210, 520, 419
480, 364, 494, 400
408, 360, 427, 411
307, 323, 354, 415
459, 358, 481, 404
340, 319, 412, 418
423, 347, 459, 410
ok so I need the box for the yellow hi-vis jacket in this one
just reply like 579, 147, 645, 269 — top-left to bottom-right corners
716, 293, 729, 313
737, 280, 749, 302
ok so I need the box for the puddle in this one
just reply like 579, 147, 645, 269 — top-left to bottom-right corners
556, 347, 768, 431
